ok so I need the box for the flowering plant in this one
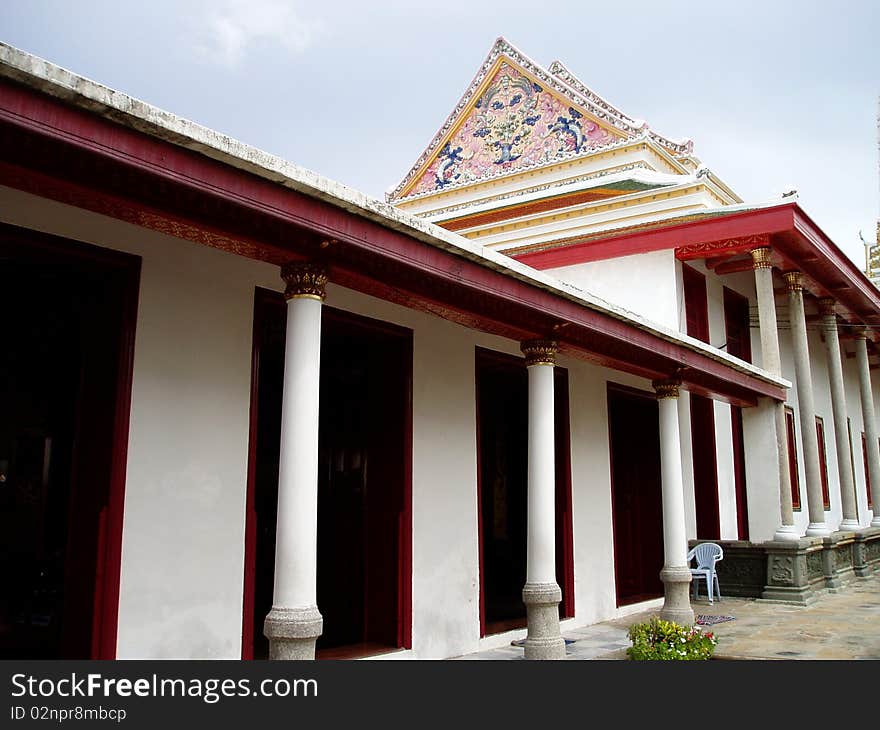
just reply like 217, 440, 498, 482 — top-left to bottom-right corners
626, 617, 717, 660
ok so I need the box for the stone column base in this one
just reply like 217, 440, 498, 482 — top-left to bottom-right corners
522, 582, 566, 660
854, 527, 880, 577
773, 524, 802, 542
806, 523, 832, 537
823, 532, 857, 590
659, 566, 694, 626
761, 539, 819, 605
264, 605, 323, 660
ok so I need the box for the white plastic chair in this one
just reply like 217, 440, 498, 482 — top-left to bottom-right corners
687, 542, 723, 603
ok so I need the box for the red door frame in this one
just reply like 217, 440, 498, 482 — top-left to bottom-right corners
723, 287, 751, 540
91, 243, 139, 661
554, 369, 575, 619
240, 289, 413, 658
239, 289, 269, 660
682, 264, 720, 539
786, 407, 802, 510
0, 222, 140, 659
474, 347, 575, 636
816, 416, 831, 510
730, 406, 750, 540
606, 382, 665, 606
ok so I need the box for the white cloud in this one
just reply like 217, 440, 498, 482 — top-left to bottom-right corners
194, 0, 323, 67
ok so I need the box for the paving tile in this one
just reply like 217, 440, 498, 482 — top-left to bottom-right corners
452, 573, 880, 661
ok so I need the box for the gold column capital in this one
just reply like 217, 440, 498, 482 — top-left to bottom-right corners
281, 261, 328, 301
521, 339, 558, 367
652, 379, 681, 399
817, 297, 837, 318
783, 270, 803, 293
750, 247, 773, 270
853, 326, 869, 341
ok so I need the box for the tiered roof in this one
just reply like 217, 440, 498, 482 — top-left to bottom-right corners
388, 37, 695, 203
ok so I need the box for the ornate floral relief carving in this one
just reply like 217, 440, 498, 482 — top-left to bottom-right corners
676, 234, 770, 260
749, 246, 773, 270
2, 164, 283, 263
783, 270, 804, 293
652, 379, 680, 399
807, 551, 824, 578
389, 38, 698, 202
722, 559, 763, 582
853, 542, 866, 566
408, 64, 615, 197
770, 555, 794, 584
521, 339, 558, 367
281, 262, 328, 300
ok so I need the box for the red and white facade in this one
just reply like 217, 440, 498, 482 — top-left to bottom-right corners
0, 38, 875, 661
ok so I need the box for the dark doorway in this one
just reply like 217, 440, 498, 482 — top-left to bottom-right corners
607, 384, 664, 606
243, 290, 412, 659
475, 348, 573, 636
683, 264, 720, 539
731, 406, 749, 540
0, 224, 139, 659
723, 287, 751, 540
690, 395, 721, 539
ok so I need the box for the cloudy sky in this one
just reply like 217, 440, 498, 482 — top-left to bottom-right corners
1, 0, 877, 266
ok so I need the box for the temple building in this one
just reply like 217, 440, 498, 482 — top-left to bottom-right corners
0, 38, 878, 661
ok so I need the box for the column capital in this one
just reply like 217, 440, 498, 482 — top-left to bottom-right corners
521, 339, 558, 367
281, 262, 328, 301
652, 379, 681, 399
817, 297, 837, 318
853, 326, 869, 341
750, 247, 773, 270
782, 270, 803, 292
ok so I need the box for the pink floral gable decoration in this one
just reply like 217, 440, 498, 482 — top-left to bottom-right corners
409, 63, 617, 197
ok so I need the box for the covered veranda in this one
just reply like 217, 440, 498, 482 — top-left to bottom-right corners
1, 43, 789, 659
515, 203, 880, 603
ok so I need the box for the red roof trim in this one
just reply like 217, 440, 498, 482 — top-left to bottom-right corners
0, 77, 784, 405
513, 206, 795, 269
791, 208, 880, 313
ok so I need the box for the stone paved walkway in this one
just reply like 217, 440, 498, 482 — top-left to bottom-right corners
454, 572, 880, 660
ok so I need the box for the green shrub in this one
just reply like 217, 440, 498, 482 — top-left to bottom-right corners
626, 617, 717, 660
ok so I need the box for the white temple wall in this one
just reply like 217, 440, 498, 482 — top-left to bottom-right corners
1, 185, 664, 660
546, 249, 680, 329
1, 186, 277, 659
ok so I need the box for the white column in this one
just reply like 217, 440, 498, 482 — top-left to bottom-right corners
653, 379, 694, 626
752, 248, 783, 377
751, 247, 799, 541
818, 298, 859, 530
854, 329, 880, 526
520, 340, 565, 660
263, 262, 327, 660
784, 271, 830, 536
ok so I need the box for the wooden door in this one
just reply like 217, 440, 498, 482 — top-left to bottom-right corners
608, 385, 664, 606
242, 293, 412, 658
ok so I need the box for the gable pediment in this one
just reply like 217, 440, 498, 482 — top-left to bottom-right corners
389, 38, 697, 204
399, 59, 625, 200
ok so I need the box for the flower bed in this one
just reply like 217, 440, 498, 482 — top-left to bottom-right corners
626, 617, 717, 660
